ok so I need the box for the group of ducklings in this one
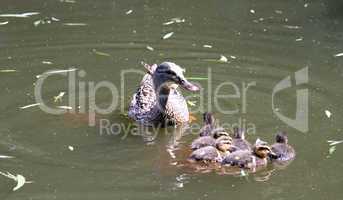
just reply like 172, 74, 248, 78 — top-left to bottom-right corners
188, 113, 295, 170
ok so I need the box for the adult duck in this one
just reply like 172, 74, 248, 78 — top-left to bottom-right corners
128, 62, 199, 126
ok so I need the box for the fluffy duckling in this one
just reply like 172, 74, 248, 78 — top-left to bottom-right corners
221, 139, 277, 169
189, 136, 232, 163
191, 112, 230, 150
191, 131, 230, 150
270, 132, 295, 162
199, 112, 216, 137
231, 127, 252, 151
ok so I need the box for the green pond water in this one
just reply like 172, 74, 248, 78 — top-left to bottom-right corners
1, 0, 343, 199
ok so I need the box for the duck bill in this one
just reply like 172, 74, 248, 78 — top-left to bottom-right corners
180, 79, 200, 92
268, 151, 279, 159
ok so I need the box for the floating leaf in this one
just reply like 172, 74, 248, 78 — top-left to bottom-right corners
203, 44, 212, 48
329, 146, 336, 155
163, 17, 185, 25
63, 23, 87, 26
163, 21, 174, 26
275, 10, 283, 14
51, 17, 60, 21
146, 45, 154, 51
53, 92, 66, 102
0, 171, 31, 191
328, 140, 343, 146
0, 155, 14, 159
219, 55, 228, 63
187, 100, 196, 107
162, 32, 174, 40
33, 20, 42, 27
34, 17, 60, 27
0, 21, 8, 25
334, 53, 343, 57
19, 103, 41, 109
92, 49, 111, 57
68, 145, 74, 151
57, 106, 73, 110
13, 175, 26, 191
283, 25, 302, 29
125, 10, 133, 15
0, 69, 16, 73
0, 12, 40, 18
171, 17, 185, 23
42, 61, 53, 65
36, 68, 77, 78
325, 110, 332, 118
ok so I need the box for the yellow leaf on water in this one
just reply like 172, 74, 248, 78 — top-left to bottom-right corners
325, 110, 332, 118
219, 55, 228, 63
0, 155, 14, 159
19, 103, 41, 109
162, 32, 174, 40
334, 53, 343, 57
0, 171, 31, 191
203, 44, 212, 48
329, 146, 336, 155
0, 69, 16, 72
0, 21, 8, 25
146, 45, 154, 51
13, 175, 25, 191
68, 145, 74, 151
187, 100, 196, 107
63, 23, 87, 26
0, 12, 40, 18
92, 49, 111, 57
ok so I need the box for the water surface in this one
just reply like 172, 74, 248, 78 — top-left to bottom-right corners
1, 0, 343, 199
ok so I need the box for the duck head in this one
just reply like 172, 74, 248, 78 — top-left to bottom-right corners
275, 131, 288, 144
152, 62, 200, 92
216, 136, 233, 152
213, 130, 230, 139
254, 138, 277, 159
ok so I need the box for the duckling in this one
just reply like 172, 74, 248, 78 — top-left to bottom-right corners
221, 139, 277, 169
231, 127, 252, 151
199, 112, 216, 137
191, 112, 230, 150
270, 132, 295, 162
191, 131, 230, 150
128, 62, 199, 126
189, 136, 232, 163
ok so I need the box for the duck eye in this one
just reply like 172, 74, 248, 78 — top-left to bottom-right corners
165, 70, 176, 76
